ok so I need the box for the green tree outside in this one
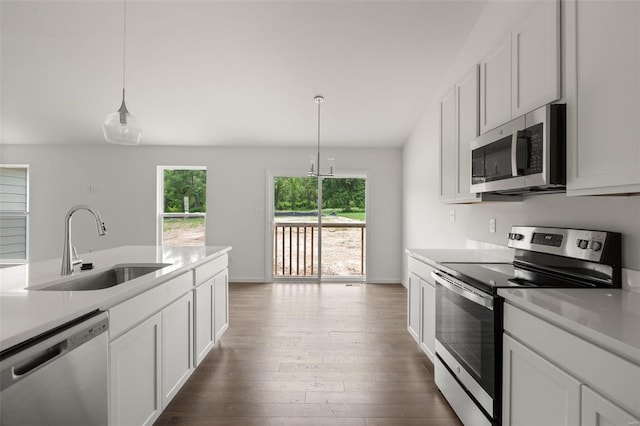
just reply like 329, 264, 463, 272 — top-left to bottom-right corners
164, 169, 207, 213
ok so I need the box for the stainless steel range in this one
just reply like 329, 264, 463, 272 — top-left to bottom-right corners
432, 226, 621, 426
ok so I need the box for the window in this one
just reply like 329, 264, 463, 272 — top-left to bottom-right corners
157, 166, 206, 246
0, 165, 29, 263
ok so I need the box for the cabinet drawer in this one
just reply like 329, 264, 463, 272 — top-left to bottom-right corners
110, 272, 193, 339
194, 254, 228, 286
408, 257, 435, 285
504, 303, 640, 417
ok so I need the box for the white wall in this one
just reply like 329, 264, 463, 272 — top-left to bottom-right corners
402, 0, 640, 284
0, 145, 402, 283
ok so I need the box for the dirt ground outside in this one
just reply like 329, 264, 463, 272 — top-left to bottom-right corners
163, 216, 366, 277
274, 216, 365, 277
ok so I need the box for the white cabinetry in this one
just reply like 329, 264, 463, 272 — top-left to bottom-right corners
162, 292, 193, 406
502, 334, 580, 426
194, 276, 215, 365
108, 272, 193, 426
502, 303, 640, 425
407, 256, 435, 362
511, 0, 560, 117
407, 272, 420, 342
480, 36, 512, 134
564, 0, 640, 195
582, 386, 639, 426
213, 268, 229, 342
193, 253, 229, 366
480, 0, 560, 134
440, 65, 488, 203
110, 313, 162, 426
440, 86, 457, 202
419, 276, 435, 362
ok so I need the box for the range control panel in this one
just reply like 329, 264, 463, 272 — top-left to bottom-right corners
507, 226, 619, 263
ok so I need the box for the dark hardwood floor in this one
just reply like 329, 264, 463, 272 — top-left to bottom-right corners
154, 283, 461, 426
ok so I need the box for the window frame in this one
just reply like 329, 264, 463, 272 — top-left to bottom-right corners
0, 164, 30, 264
156, 165, 207, 247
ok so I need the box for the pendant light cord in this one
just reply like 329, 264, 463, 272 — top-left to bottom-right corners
122, 0, 127, 92
317, 98, 321, 176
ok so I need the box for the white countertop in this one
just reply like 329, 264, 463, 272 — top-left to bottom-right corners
408, 248, 640, 365
406, 248, 514, 268
499, 287, 640, 365
0, 245, 231, 352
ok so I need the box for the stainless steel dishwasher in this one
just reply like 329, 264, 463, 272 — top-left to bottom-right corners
0, 311, 109, 426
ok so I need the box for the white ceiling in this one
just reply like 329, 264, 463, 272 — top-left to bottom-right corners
0, 0, 488, 148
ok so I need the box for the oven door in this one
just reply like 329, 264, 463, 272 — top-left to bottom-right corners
432, 271, 499, 419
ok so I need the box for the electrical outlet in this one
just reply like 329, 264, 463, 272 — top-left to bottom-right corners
449, 210, 456, 222
490, 218, 496, 233
87, 185, 99, 193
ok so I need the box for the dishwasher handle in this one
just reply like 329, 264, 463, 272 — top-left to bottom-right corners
0, 311, 108, 392
13, 341, 66, 377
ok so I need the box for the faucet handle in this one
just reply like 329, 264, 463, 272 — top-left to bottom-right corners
72, 246, 82, 266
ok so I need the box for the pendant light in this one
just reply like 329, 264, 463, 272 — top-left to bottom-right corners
308, 95, 335, 177
103, 0, 141, 145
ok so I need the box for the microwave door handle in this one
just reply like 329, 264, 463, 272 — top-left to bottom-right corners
511, 131, 529, 176
431, 271, 494, 310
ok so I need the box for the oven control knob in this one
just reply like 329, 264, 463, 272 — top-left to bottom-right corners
577, 239, 589, 249
515, 233, 524, 240
591, 241, 603, 251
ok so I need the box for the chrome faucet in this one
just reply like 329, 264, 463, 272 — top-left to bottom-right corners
61, 205, 107, 275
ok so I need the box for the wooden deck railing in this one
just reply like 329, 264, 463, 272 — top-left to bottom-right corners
273, 221, 366, 277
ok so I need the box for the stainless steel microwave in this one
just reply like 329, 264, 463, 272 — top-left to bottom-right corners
470, 104, 566, 194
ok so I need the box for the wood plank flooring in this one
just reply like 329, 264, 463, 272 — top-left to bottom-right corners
154, 283, 461, 426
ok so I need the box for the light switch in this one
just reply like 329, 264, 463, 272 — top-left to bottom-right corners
490, 218, 496, 233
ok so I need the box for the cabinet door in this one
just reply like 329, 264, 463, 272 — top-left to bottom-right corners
440, 86, 457, 201
162, 292, 193, 407
419, 278, 435, 362
565, 0, 640, 195
213, 268, 229, 343
480, 35, 512, 134
502, 334, 580, 426
407, 272, 420, 343
582, 386, 640, 426
194, 278, 215, 366
455, 64, 481, 201
511, 0, 560, 117
110, 313, 162, 426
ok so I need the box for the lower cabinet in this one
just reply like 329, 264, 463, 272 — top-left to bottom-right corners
109, 274, 194, 426
109, 313, 162, 426
213, 268, 229, 342
502, 334, 580, 426
419, 278, 435, 362
407, 256, 436, 362
582, 386, 639, 426
503, 302, 640, 426
194, 266, 229, 366
194, 276, 215, 366
161, 292, 193, 406
407, 272, 420, 342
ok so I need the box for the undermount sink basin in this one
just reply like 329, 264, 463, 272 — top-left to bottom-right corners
39, 264, 172, 291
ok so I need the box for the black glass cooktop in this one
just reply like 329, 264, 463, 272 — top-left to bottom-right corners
438, 261, 602, 295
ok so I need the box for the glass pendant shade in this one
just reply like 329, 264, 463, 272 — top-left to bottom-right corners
103, 89, 141, 145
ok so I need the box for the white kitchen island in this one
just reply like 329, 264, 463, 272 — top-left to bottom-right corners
0, 245, 231, 426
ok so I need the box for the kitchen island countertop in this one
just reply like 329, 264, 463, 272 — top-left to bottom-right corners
0, 245, 231, 352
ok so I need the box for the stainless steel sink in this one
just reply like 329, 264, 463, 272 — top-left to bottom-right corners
39, 264, 172, 291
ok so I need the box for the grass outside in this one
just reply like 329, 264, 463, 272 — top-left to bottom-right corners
276, 209, 366, 222
163, 217, 205, 246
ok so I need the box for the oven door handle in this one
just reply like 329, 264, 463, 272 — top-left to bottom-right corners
431, 271, 494, 310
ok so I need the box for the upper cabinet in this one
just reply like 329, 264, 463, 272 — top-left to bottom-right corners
440, 66, 483, 203
480, 0, 560, 134
439, 86, 458, 202
480, 36, 512, 134
511, 0, 561, 117
564, 0, 640, 195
